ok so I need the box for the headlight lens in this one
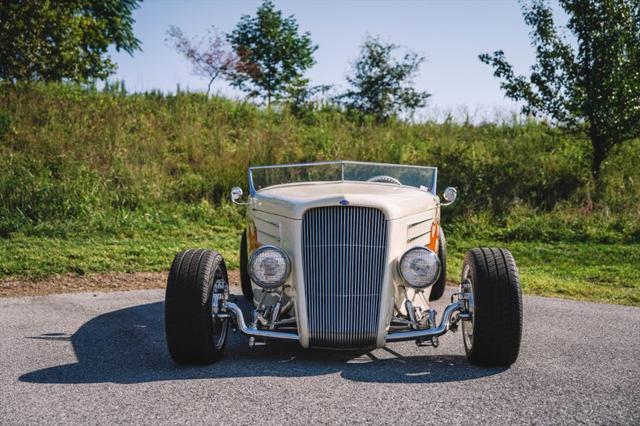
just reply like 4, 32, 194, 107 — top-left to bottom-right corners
248, 245, 291, 289
398, 246, 441, 289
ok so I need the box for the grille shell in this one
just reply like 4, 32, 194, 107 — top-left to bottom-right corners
301, 206, 387, 348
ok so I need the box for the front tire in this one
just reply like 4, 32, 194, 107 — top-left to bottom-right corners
461, 248, 522, 367
165, 249, 229, 365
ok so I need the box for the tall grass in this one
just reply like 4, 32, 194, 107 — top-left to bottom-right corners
1, 83, 639, 243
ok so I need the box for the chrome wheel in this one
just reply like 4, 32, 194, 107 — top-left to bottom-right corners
461, 264, 475, 351
211, 270, 229, 350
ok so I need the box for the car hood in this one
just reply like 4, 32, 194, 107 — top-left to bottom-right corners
250, 182, 437, 220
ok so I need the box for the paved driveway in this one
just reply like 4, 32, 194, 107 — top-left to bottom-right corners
1, 288, 639, 424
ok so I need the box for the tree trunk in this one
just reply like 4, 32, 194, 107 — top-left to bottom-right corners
206, 70, 222, 97
206, 78, 214, 97
591, 141, 604, 183
590, 135, 608, 202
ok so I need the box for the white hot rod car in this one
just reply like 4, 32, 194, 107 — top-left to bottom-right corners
164, 161, 523, 366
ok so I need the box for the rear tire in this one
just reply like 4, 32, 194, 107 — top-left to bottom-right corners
429, 228, 447, 301
239, 229, 254, 302
462, 248, 522, 367
165, 249, 229, 365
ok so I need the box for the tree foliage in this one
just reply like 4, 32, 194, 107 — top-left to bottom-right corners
284, 77, 331, 115
0, 0, 141, 83
480, 0, 640, 184
226, 0, 317, 105
166, 25, 238, 95
338, 36, 430, 123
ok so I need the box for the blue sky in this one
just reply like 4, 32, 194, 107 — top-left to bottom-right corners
108, 0, 565, 120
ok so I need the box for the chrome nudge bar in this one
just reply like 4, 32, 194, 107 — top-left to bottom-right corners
222, 300, 464, 346
385, 301, 462, 342
223, 302, 299, 341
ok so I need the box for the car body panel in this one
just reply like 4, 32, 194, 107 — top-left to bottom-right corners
251, 181, 437, 220
246, 180, 441, 349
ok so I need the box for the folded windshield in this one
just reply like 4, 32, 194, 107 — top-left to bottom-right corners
249, 161, 437, 194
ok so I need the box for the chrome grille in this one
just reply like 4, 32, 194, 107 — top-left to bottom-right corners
302, 206, 387, 348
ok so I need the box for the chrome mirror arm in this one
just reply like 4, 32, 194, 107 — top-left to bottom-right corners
441, 187, 457, 207
230, 186, 248, 205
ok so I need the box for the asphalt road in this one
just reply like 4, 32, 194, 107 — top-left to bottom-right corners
1, 288, 639, 425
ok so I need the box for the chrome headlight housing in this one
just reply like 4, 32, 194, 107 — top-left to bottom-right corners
248, 245, 291, 289
398, 246, 441, 289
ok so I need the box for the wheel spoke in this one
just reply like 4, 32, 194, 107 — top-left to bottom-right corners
461, 264, 475, 351
211, 267, 230, 350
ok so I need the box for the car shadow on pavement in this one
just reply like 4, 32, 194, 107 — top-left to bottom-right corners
19, 300, 505, 385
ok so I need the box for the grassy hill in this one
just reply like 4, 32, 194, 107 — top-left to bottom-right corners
1, 83, 639, 305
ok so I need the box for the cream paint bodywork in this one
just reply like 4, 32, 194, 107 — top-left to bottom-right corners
247, 181, 440, 348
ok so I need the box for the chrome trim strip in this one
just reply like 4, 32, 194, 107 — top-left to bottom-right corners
292, 219, 310, 347
254, 215, 280, 228
256, 230, 281, 241
407, 232, 429, 243
408, 219, 430, 229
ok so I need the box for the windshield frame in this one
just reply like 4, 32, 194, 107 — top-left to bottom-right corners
248, 160, 438, 195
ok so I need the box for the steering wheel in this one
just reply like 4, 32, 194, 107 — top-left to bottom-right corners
367, 175, 402, 185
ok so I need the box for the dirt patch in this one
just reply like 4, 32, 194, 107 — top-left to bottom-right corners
0, 270, 455, 298
0, 270, 241, 298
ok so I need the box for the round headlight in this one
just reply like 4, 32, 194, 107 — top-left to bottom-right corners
398, 246, 441, 289
248, 245, 291, 289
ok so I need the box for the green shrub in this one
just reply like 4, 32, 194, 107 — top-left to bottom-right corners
0, 109, 10, 138
0, 82, 638, 243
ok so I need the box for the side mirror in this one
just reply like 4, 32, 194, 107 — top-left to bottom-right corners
230, 186, 246, 205
441, 187, 457, 206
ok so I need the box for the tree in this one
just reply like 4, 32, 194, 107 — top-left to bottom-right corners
480, 0, 640, 188
166, 25, 238, 96
0, 0, 141, 83
227, 0, 317, 105
338, 36, 430, 122
284, 77, 332, 115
